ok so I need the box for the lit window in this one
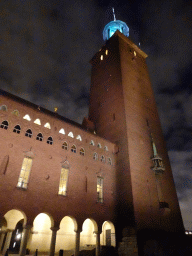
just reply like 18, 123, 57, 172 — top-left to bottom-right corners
71, 145, 76, 153
47, 136, 53, 145
98, 143, 102, 148
76, 135, 82, 141
97, 177, 103, 203
13, 125, 21, 134
36, 133, 43, 141
108, 157, 112, 165
68, 132, 74, 138
34, 118, 41, 125
80, 148, 85, 156
93, 152, 98, 160
12, 110, 20, 116
59, 128, 65, 134
101, 155, 105, 163
105, 49, 108, 55
58, 163, 69, 196
23, 114, 31, 121
25, 129, 32, 138
90, 140, 95, 146
134, 51, 136, 57
17, 157, 32, 189
104, 146, 108, 151
100, 55, 103, 60
62, 142, 68, 150
44, 122, 51, 129
0, 120, 8, 130
0, 105, 7, 111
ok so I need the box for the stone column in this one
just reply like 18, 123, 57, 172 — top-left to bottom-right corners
19, 225, 32, 256
2, 229, 13, 255
74, 230, 81, 256
49, 227, 59, 256
0, 232, 6, 252
94, 231, 100, 256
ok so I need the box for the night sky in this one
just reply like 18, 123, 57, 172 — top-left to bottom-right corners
0, 0, 191, 229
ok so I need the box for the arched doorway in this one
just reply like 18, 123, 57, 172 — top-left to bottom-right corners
101, 221, 116, 247
28, 213, 53, 253
55, 216, 77, 254
1, 209, 26, 254
80, 218, 98, 251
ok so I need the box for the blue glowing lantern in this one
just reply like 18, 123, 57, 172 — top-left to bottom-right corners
103, 20, 129, 41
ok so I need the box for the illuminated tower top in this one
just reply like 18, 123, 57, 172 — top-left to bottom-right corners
103, 8, 129, 41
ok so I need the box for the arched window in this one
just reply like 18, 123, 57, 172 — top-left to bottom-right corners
76, 135, 82, 141
68, 131, 74, 138
36, 133, 43, 141
97, 143, 102, 148
93, 152, 98, 160
104, 146, 108, 151
59, 128, 65, 134
101, 155, 105, 163
44, 122, 51, 129
0, 120, 8, 130
58, 161, 69, 196
71, 145, 76, 153
108, 157, 112, 165
62, 142, 68, 150
23, 114, 31, 121
97, 177, 104, 203
0, 105, 7, 111
25, 129, 32, 138
12, 110, 20, 116
80, 148, 85, 156
47, 136, 53, 145
17, 157, 33, 189
34, 118, 41, 125
90, 140, 95, 146
13, 125, 21, 134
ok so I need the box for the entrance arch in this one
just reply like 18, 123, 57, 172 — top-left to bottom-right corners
101, 221, 116, 247
55, 216, 77, 254
80, 218, 98, 250
28, 213, 53, 253
1, 209, 26, 254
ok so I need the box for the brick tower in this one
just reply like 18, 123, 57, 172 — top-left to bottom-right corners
88, 16, 184, 254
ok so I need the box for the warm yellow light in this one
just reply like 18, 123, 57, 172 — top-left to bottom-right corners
54, 107, 58, 112
34, 118, 41, 125
105, 49, 108, 55
100, 55, 103, 60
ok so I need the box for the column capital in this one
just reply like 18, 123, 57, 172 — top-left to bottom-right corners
94, 231, 101, 235
23, 225, 33, 230
74, 228, 82, 233
50, 227, 59, 232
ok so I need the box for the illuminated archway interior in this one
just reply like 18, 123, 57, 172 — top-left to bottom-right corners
80, 218, 97, 250
28, 213, 52, 253
55, 216, 76, 253
101, 221, 116, 247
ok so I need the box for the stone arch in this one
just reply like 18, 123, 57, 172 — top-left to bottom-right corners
27, 212, 54, 253
55, 216, 78, 254
101, 221, 116, 247
80, 218, 98, 250
1, 209, 27, 254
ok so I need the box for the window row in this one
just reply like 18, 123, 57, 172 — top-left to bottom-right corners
1, 120, 110, 151
0, 120, 82, 141
17, 157, 104, 202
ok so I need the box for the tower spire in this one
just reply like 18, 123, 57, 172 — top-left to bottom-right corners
112, 7, 116, 21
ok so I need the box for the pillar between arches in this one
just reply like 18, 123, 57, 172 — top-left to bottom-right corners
74, 229, 81, 256
94, 231, 101, 256
49, 227, 59, 256
0, 231, 6, 252
19, 225, 32, 256
2, 229, 14, 255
